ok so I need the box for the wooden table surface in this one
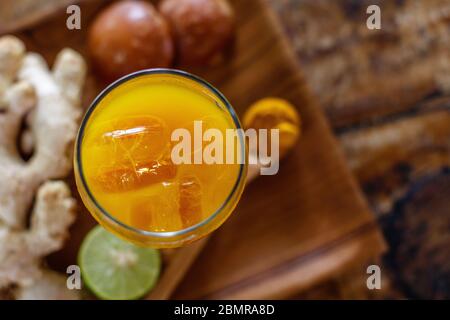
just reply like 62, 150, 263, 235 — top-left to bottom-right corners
1, 0, 448, 300
3, 0, 386, 300
267, 0, 450, 299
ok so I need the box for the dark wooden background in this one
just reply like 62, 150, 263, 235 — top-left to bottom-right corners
0, 0, 448, 299
268, 0, 450, 299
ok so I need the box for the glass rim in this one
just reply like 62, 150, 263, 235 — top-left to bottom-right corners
76, 68, 247, 239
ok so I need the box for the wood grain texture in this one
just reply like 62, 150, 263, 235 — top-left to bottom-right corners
383, 170, 450, 299
0, 0, 82, 34
341, 108, 450, 216
268, 0, 450, 299
271, 0, 450, 129
9, 0, 386, 299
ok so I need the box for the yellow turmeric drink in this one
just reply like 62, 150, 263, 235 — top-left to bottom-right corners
75, 70, 246, 247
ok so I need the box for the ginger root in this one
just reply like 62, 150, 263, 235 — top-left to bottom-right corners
0, 36, 86, 299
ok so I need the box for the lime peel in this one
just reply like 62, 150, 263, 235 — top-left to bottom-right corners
78, 225, 161, 300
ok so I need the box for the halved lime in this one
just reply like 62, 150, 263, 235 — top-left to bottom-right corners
78, 225, 161, 300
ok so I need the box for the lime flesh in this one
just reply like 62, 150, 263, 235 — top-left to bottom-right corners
78, 226, 161, 300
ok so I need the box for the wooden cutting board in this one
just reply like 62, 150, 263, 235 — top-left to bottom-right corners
7, 0, 386, 299
173, 0, 387, 299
